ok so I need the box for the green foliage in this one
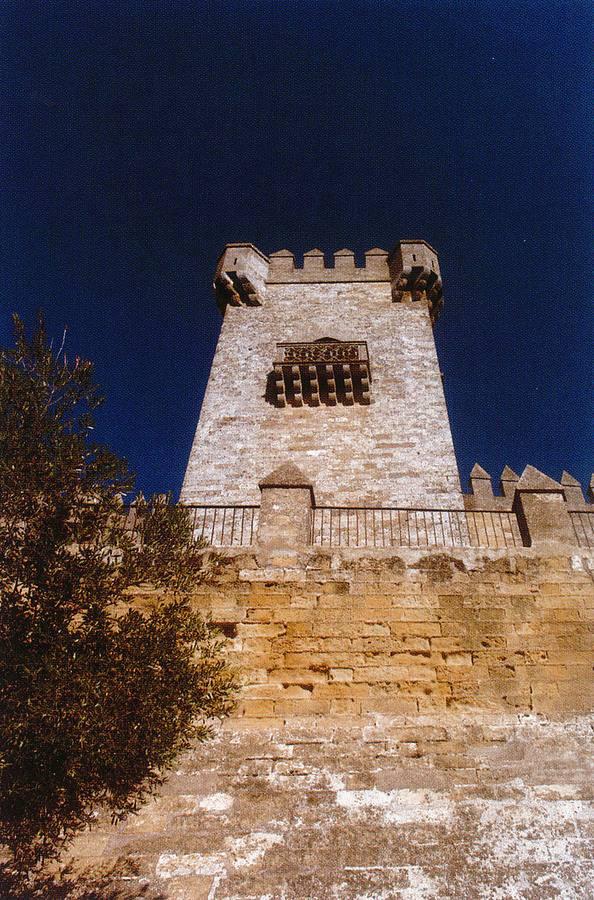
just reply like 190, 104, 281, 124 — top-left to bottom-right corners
0, 315, 236, 874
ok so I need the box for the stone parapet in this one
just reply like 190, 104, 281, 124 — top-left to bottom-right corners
250, 463, 593, 556
182, 464, 593, 553
210, 240, 443, 323
512, 466, 576, 547
464, 464, 594, 549
257, 464, 315, 553
268, 246, 390, 283
465, 464, 594, 513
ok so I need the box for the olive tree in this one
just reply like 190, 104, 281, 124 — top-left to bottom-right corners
0, 315, 236, 873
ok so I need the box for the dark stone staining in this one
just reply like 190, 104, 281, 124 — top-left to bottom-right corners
214, 622, 238, 638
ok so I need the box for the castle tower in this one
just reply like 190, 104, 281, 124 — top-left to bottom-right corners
180, 240, 461, 508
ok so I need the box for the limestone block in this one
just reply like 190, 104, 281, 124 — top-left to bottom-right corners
273, 698, 330, 716
329, 667, 354, 682
329, 698, 362, 715
238, 699, 276, 717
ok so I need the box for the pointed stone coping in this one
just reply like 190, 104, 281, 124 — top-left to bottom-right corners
303, 248, 324, 257
334, 248, 355, 257
516, 465, 564, 493
499, 465, 520, 499
259, 463, 315, 501
561, 470, 581, 486
560, 470, 586, 506
470, 463, 491, 479
269, 248, 294, 258
365, 247, 389, 256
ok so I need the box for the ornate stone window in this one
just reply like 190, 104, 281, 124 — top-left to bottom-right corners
269, 338, 371, 407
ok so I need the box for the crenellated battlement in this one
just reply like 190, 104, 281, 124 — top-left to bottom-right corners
267, 246, 390, 282
212, 239, 444, 321
464, 464, 593, 510
463, 464, 594, 548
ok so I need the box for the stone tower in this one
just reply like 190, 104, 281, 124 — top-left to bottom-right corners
180, 240, 461, 508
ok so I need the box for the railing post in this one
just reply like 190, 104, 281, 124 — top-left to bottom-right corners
512, 466, 576, 548
257, 463, 315, 552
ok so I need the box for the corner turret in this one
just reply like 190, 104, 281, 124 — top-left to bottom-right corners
388, 240, 443, 323
213, 242, 269, 311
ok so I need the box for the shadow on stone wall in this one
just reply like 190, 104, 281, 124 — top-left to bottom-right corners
0, 859, 166, 899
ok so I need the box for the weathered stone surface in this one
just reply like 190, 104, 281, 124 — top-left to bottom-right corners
500, 466, 520, 499
258, 484, 312, 549
562, 470, 586, 506
131, 548, 594, 720
68, 714, 594, 898
69, 544, 594, 892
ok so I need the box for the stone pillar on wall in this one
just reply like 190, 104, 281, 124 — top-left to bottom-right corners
257, 463, 315, 552
512, 465, 575, 547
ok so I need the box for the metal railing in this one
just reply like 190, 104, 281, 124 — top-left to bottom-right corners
569, 511, 594, 549
120, 503, 594, 550
182, 505, 260, 547
311, 507, 524, 549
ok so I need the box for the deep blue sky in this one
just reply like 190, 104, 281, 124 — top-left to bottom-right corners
1, 0, 592, 498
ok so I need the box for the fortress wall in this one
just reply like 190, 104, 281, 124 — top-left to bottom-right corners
93, 237, 593, 896
75, 548, 594, 897
131, 548, 594, 722
67, 713, 594, 898
181, 283, 460, 508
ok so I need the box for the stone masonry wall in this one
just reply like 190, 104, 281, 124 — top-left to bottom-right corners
70, 548, 594, 898
181, 283, 461, 508
67, 713, 594, 899
131, 548, 594, 722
